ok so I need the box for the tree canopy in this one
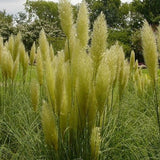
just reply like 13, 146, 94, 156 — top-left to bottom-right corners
0, 11, 14, 41
132, 0, 160, 26
86, 0, 122, 28
25, 0, 59, 23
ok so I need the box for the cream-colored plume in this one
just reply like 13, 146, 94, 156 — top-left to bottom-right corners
130, 50, 135, 73
30, 42, 36, 66
59, 0, 73, 38
39, 29, 49, 61
41, 101, 58, 150
141, 21, 158, 82
76, 1, 89, 48
90, 12, 107, 73
36, 48, 43, 86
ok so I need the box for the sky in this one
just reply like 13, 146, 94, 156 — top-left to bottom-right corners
0, 0, 133, 15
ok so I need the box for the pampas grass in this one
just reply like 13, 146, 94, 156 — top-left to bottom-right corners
0, 1, 160, 160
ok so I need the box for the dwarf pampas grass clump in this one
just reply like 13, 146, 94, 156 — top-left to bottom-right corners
76, 1, 89, 49
38, 1, 131, 159
90, 12, 107, 74
31, 80, 39, 112
90, 127, 101, 160
42, 101, 58, 150
59, 0, 73, 38
141, 21, 158, 83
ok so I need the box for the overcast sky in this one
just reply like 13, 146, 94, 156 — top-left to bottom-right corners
0, 0, 133, 15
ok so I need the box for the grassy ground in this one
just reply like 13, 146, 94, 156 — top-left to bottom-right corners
0, 68, 160, 160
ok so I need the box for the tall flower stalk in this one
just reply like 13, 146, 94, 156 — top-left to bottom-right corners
141, 20, 160, 133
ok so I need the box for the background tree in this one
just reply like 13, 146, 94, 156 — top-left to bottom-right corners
129, 0, 144, 30
86, 0, 121, 28
0, 11, 14, 41
25, 0, 59, 24
15, 12, 28, 25
23, 0, 80, 52
132, 0, 160, 28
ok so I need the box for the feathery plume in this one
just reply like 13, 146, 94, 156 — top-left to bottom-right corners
12, 56, 19, 81
95, 61, 110, 115
75, 53, 93, 123
8, 34, 14, 57
39, 29, 49, 61
119, 60, 129, 100
41, 101, 58, 150
130, 50, 135, 73
1, 48, 13, 80
19, 42, 26, 66
64, 24, 77, 62
141, 21, 158, 82
59, 0, 73, 38
76, 1, 89, 48
7, 51, 13, 79
45, 54, 56, 110
13, 32, 21, 61
36, 48, 43, 86
55, 52, 65, 115
30, 42, 36, 66
90, 12, 107, 73
60, 90, 69, 135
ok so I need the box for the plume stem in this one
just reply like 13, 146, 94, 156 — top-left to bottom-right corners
153, 80, 160, 134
